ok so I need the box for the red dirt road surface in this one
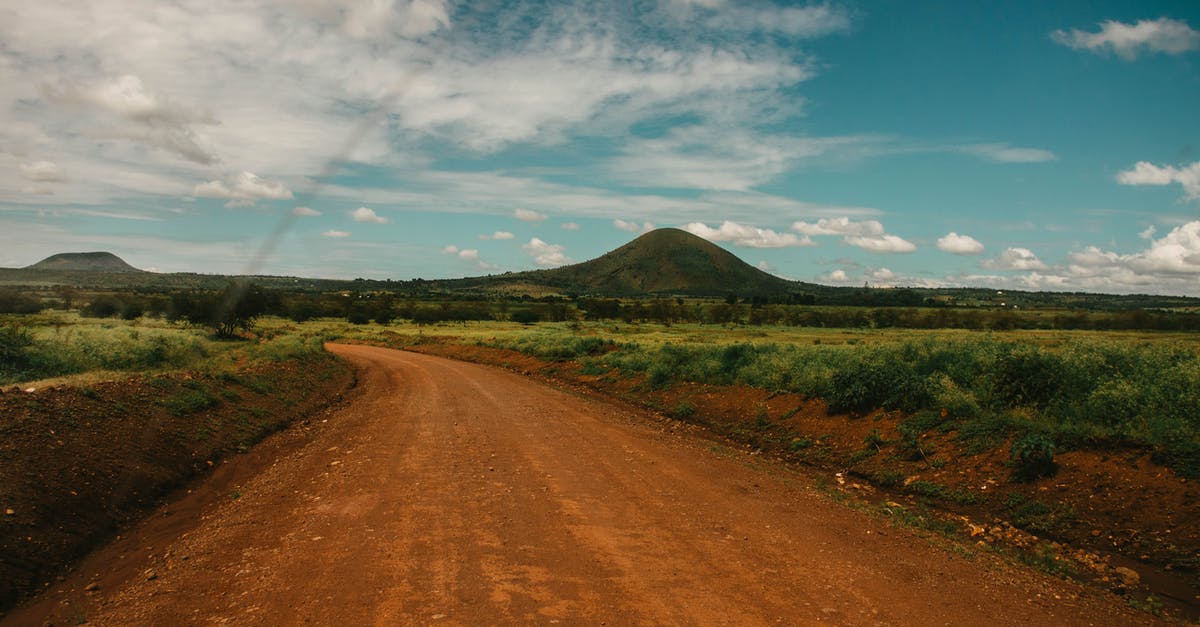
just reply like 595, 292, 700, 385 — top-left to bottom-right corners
8, 344, 1153, 625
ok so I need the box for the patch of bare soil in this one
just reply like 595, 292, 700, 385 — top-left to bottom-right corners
0, 354, 354, 615
407, 340, 1199, 620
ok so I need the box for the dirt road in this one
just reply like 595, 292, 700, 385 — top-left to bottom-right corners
8, 344, 1149, 625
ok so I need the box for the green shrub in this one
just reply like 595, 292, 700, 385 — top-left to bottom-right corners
1010, 432, 1057, 481
162, 387, 220, 416
0, 324, 32, 375
991, 348, 1064, 408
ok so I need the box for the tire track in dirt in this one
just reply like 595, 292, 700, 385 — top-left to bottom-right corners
5, 344, 1155, 625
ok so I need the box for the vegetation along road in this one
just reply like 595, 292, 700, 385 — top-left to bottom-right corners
9, 344, 1156, 625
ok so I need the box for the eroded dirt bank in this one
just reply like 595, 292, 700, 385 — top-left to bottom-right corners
0, 353, 353, 615
7, 344, 1157, 625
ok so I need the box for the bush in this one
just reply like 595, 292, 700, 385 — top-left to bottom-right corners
0, 290, 43, 314
825, 361, 931, 415
991, 348, 1064, 408
0, 324, 32, 375
1010, 432, 1057, 481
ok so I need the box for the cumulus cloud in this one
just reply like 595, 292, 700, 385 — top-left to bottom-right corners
937, 232, 985, 255
614, 219, 655, 233
441, 242, 497, 269
514, 208, 547, 222
19, 160, 64, 182
757, 260, 774, 272
844, 234, 917, 254
819, 269, 852, 283
561, 222, 580, 231
793, 217, 913, 252
981, 247, 1049, 271
351, 206, 389, 224
683, 220, 813, 248
322, 229, 350, 238
792, 217, 885, 237
193, 171, 293, 207
1052, 18, 1200, 60
478, 230, 514, 240
292, 206, 321, 216
1117, 161, 1200, 200
1140, 225, 1157, 240
523, 237, 572, 267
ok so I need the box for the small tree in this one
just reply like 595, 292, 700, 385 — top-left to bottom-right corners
185, 282, 269, 338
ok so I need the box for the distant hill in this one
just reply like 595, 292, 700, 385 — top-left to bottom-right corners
450, 228, 809, 297
26, 252, 143, 273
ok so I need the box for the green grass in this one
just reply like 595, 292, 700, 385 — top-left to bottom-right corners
328, 320, 1199, 479
0, 313, 330, 386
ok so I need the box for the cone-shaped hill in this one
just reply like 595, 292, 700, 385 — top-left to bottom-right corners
26, 252, 143, 273
456, 228, 807, 297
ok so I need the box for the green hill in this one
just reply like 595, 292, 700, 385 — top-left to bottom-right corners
451, 228, 808, 297
26, 252, 143, 273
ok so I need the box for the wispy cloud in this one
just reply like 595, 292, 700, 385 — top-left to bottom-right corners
1052, 18, 1200, 60
514, 208, 547, 222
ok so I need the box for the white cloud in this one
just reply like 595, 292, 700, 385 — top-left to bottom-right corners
193, 171, 293, 207
322, 229, 350, 238
792, 217, 884, 237
868, 267, 897, 281
793, 217, 913, 253
756, 260, 774, 272
666, 1, 850, 38
844, 234, 917, 254
19, 160, 64, 182
339, 0, 451, 40
1117, 161, 1200, 200
683, 220, 813, 248
819, 269, 852, 283
561, 222, 580, 231
937, 232, 985, 255
514, 208, 547, 222
1140, 225, 1157, 240
478, 230, 515, 240
441, 244, 459, 254
608, 128, 860, 191
457, 248, 479, 261
46, 74, 219, 164
614, 219, 655, 233
350, 206, 389, 224
523, 237, 572, 267
959, 143, 1056, 164
981, 247, 1048, 271
1052, 18, 1200, 60
292, 206, 321, 216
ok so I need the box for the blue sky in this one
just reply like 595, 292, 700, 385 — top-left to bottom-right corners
1, 1, 1198, 294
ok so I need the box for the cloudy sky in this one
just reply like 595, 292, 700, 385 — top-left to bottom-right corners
2, 1, 1198, 295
